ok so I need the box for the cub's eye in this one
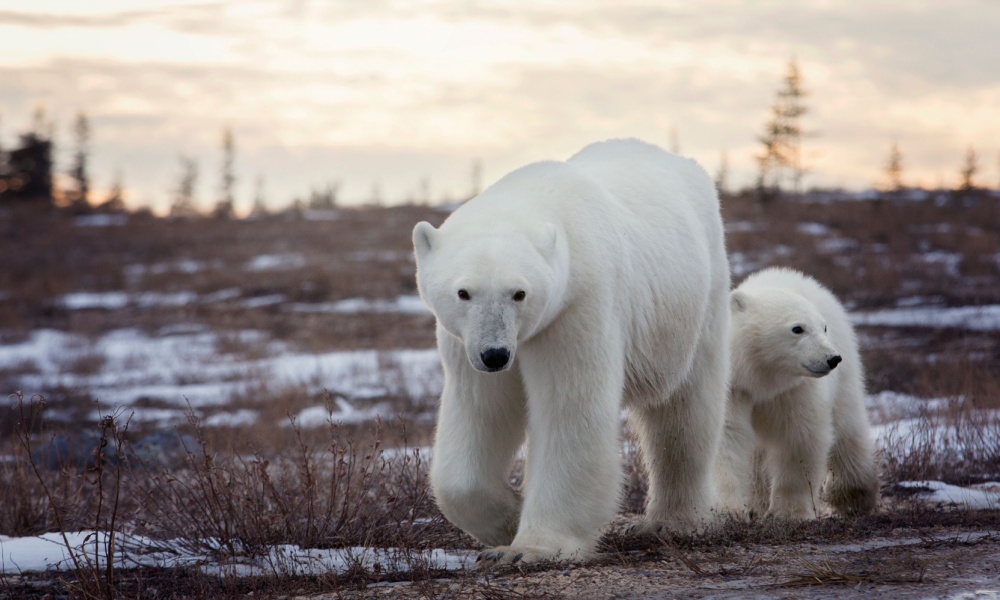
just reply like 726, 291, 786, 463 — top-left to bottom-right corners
824, 325, 828, 333
792, 326, 805, 334
512, 290, 526, 302
457, 289, 470, 301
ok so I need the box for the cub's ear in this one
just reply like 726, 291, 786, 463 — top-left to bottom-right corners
730, 290, 751, 313
536, 222, 559, 258
412, 221, 437, 257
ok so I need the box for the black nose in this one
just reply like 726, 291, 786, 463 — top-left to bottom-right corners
827, 355, 842, 369
481, 347, 510, 370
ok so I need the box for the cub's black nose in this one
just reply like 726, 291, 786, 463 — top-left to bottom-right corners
827, 355, 843, 369
481, 347, 510, 371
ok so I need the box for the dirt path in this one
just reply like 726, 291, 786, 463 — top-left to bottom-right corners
326, 515, 1000, 599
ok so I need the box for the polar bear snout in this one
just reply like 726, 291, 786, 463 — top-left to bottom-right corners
480, 347, 511, 372
803, 353, 841, 377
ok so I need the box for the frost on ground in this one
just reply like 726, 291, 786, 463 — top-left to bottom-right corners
896, 481, 1000, 510
289, 295, 429, 315
0, 532, 472, 577
0, 328, 442, 425
851, 304, 1000, 331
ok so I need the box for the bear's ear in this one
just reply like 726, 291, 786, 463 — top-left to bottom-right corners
537, 222, 559, 258
730, 290, 751, 313
412, 221, 437, 258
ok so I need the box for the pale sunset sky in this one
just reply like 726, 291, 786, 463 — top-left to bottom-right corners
1, 0, 998, 213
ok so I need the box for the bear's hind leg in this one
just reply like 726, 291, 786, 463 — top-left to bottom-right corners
632, 371, 726, 533
632, 306, 729, 532
714, 390, 757, 516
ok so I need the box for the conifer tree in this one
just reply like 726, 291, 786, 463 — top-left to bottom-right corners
884, 143, 904, 192
715, 150, 730, 198
959, 145, 979, 191
214, 127, 236, 218
755, 59, 810, 200
69, 111, 91, 210
170, 156, 199, 217
101, 170, 126, 212
250, 174, 268, 217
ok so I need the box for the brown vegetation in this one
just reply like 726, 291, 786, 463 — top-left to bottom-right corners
1, 192, 998, 598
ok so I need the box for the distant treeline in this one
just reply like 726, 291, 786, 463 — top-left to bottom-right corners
2, 61, 998, 217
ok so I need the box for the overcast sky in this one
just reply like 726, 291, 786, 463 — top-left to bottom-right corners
1, 0, 998, 213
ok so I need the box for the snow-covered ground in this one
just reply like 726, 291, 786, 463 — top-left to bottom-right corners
3, 288, 999, 578
0, 531, 472, 576
896, 481, 1000, 510
851, 304, 1000, 331
1, 479, 996, 576
2, 299, 995, 429
289, 295, 429, 315
1, 327, 442, 426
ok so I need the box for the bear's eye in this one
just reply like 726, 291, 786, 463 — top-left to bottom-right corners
457, 289, 470, 301
513, 290, 526, 302
792, 326, 804, 334
824, 325, 828, 333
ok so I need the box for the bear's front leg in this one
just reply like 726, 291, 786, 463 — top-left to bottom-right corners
430, 334, 527, 547
477, 336, 625, 567
754, 388, 833, 519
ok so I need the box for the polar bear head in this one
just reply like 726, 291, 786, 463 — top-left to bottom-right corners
412, 220, 569, 373
730, 287, 842, 380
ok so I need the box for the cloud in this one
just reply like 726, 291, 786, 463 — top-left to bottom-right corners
0, 0, 998, 210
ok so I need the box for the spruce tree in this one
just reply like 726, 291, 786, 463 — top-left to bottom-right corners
884, 143, 904, 192
755, 60, 810, 201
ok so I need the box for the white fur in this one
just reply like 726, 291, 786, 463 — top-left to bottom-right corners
413, 139, 730, 562
715, 267, 879, 519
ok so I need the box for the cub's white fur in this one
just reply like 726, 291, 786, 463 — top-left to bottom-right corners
413, 139, 730, 564
715, 267, 878, 519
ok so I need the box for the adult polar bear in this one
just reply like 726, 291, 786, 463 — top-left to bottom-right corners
412, 139, 730, 565
715, 267, 879, 519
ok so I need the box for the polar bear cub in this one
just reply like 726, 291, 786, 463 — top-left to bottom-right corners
715, 267, 878, 519
413, 139, 730, 565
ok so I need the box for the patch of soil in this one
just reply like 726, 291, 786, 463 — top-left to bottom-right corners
323, 511, 1000, 600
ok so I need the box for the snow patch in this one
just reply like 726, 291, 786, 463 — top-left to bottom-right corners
796, 222, 831, 236
851, 305, 1000, 331
74, 214, 128, 227
244, 253, 305, 272
897, 480, 1000, 510
0, 532, 472, 575
289, 397, 394, 427
290, 295, 429, 315
203, 409, 259, 427
866, 391, 953, 424
239, 294, 286, 308
60, 291, 197, 310
1, 329, 442, 421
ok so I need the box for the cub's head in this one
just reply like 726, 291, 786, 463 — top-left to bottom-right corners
730, 288, 842, 379
412, 220, 568, 373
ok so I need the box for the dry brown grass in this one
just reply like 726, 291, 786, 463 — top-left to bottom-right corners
1, 193, 999, 596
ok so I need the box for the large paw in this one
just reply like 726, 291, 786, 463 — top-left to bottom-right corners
826, 484, 878, 517
472, 545, 573, 570
625, 512, 708, 539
